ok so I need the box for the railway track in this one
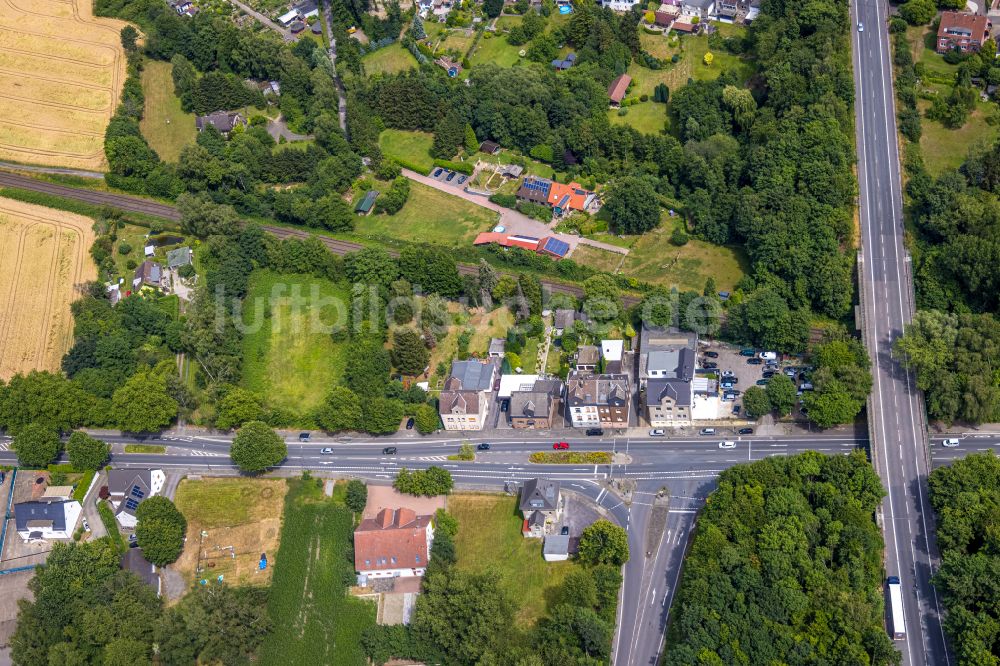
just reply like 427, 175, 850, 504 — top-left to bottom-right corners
0, 170, 597, 302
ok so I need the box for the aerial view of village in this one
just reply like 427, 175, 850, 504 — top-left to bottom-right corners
0, 0, 998, 663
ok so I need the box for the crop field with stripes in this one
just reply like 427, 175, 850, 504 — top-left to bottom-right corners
0, 0, 128, 170
0, 197, 95, 379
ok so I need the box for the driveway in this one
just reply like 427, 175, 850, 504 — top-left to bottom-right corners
227, 0, 296, 41
267, 116, 314, 142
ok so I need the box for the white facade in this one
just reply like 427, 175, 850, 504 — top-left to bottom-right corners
569, 405, 601, 426
602, 0, 642, 10
441, 399, 488, 431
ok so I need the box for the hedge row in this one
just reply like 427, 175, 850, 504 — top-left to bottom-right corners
432, 159, 474, 175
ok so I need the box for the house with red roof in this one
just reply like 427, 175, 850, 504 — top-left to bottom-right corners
607, 73, 632, 106
515, 176, 597, 216
354, 507, 434, 579
937, 12, 992, 53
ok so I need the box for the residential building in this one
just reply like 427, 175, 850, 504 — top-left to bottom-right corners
195, 111, 246, 136
600, 0, 642, 11
716, 0, 738, 18
515, 176, 597, 216
937, 12, 992, 53
639, 323, 697, 426
553, 308, 577, 335
646, 377, 693, 426
133, 260, 163, 290
601, 340, 624, 362
508, 379, 564, 429
575, 345, 600, 372
278, 0, 318, 25
519, 478, 562, 538
166, 246, 193, 269
121, 548, 161, 596
107, 469, 166, 528
472, 232, 571, 259
438, 359, 498, 431
655, 6, 680, 26
355, 190, 380, 215
608, 73, 631, 106
14, 501, 82, 540
354, 507, 434, 578
479, 140, 501, 154
565, 372, 630, 428
681, 0, 714, 18
543, 534, 571, 561
488, 338, 506, 358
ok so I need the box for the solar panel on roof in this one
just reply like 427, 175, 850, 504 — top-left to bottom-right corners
125, 498, 139, 511
543, 237, 570, 257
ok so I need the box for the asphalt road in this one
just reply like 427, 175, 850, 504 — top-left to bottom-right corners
852, 3, 951, 664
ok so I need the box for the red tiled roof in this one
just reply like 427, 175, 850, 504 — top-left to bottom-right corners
654, 10, 674, 25
354, 508, 432, 573
608, 74, 632, 103
547, 181, 591, 211
672, 21, 696, 32
473, 232, 541, 251
938, 11, 990, 41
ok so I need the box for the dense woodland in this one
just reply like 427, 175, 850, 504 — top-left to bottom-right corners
665, 451, 900, 665
928, 453, 1000, 666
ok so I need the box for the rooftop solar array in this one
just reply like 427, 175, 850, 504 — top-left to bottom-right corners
522, 177, 552, 196
542, 237, 570, 257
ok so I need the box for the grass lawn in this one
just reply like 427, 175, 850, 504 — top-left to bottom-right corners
241, 271, 351, 417
354, 180, 498, 246
449, 493, 574, 626
259, 479, 375, 666
609, 101, 668, 134
378, 129, 435, 173
520, 337, 540, 373
139, 61, 196, 163
469, 33, 524, 67
427, 306, 514, 388
362, 41, 418, 75
173, 477, 288, 586
570, 245, 626, 273
123, 444, 165, 454
623, 225, 749, 292
628, 27, 754, 99
918, 101, 998, 176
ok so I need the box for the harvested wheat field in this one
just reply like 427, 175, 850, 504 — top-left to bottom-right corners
0, 0, 129, 170
0, 197, 95, 379
174, 478, 288, 589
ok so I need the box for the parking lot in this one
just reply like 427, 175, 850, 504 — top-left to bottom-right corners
698, 342, 810, 420
428, 166, 470, 189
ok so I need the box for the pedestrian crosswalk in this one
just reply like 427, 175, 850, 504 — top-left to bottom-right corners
189, 450, 226, 457
401, 455, 448, 462
0, 441, 8, 451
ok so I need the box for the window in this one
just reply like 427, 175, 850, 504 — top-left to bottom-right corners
415, 554, 421, 563
365, 559, 371, 566
391, 557, 397, 564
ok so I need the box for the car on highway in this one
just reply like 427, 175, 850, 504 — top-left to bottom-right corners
477, 443, 491, 451
433, 168, 443, 177
738, 427, 754, 435
857, 21, 863, 32
446, 171, 456, 182
298, 432, 311, 442
458, 175, 467, 184
942, 438, 960, 447
320, 447, 334, 454
739, 349, 756, 357
699, 428, 717, 436
704, 351, 719, 358
553, 441, 570, 449
586, 428, 604, 436
406, 417, 415, 429
719, 441, 736, 449
759, 351, 777, 361
649, 429, 665, 437
747, 358, 763, 365
702, 361, 718, 369
382, 447, 397, 455
756, 379, 769, 386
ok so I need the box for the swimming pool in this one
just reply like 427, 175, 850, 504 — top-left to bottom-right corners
559, 4, 572, 14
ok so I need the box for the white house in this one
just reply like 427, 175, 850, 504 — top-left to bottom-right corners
354, 508, 434, 579
14, 501, 82, 540
601, 339, 624, 363
600, 0, 643, 10
107, 469, 165, 528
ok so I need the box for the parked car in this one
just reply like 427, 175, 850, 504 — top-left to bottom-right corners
704, 351, 719, 358
446, 171, 456, 182
649, 429, 665, 437
298, 432, 310, 442
586, 428, 604, 436
759, 351, 777, 361
762, 370, 775, 378
433, 168, 443, 177
739, 349, 756, 357
477, 443, 491, 451
722, 381, 736, 389
738, 428, 754, 435
718, 441, 737, 449
82, 518, 90, 532
942, 438, 960, 447
406, 417, 415, 429
784, 368, 797, 377
560, 525, 570, 535
458, 175, 467, 184
800, 383, 814, 391
756, 379, 769, 386
702, 361, 718, 369
699, 428, 717, 436
320, 447, 334, 454
501, 400, 509, 412
732, 405, 741, 415
553, 441, 570, 450
382, 447, 397, 455
723, 392, 739, 401
747, 358, 764, 365
722, 370, 735, 377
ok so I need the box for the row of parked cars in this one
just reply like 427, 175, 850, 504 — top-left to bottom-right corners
432, 167, 468, 185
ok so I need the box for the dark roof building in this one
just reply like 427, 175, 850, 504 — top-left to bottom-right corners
166, 246, 193, 269
195, 111, 246, 134
355, 190, 380, 214
538, 236, 571, 258
551, 52, 577, 70
445, 359, 496, 392
519, 478, 561, 513
133, 261, 163, 289
479, 140, 501, 154
14, 502, 68, 534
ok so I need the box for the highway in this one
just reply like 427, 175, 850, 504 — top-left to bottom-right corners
851, 1, 951, 663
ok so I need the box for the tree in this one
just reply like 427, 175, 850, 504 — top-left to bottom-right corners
411, 15, 427, 38
344, 247, 398, 288
392, 327, 430, 376
120, 25, 139, 53
362, 397, 405, 434
230, 421, 287, 473
603, 177, 661, 235
703, 51, 713, 65
413, 403, 440, 434
577, 520, 629, 566
583, 274, 622, 322
66, 431, 110, 471
722, 85, 756, 129
112, 370, 179, 433
464, 124, 478, 153
135, 496, 187, 566
484, 0, 503, 18
345, 337, 392, 398
13, 424, 61, 468
393, 466, 453, 495
0, 370, 101, 435
506, 351, 523, 371
765, 374, 797, 416
215, 387, 264, 430
345, 479, 368, 513
315, 386, 362, 432
157, 584, 270, 665
742, 385, 771, 418
898, 0, 936, 25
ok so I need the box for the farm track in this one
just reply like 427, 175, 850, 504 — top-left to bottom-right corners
0, 171, 602, 304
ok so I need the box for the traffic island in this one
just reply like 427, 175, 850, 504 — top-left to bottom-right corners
528, 451, 620, 464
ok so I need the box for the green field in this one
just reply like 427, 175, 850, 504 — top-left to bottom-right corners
378, 129, 436, 172
609, 101, 668, 134
259, 479, 375, 666
469, 32, 524, 67
139, 60, 196, 163
450, 493, 573, 626
174, 477, 286, 529
241, 271, 350, 416
354, 180, 498, 245
362, 42, 418, 75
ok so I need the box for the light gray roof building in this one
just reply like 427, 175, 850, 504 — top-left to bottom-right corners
519, 478, 560, 513
445, 359, 496, 392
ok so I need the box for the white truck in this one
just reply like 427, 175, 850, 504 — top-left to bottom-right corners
887, 576, 906, 640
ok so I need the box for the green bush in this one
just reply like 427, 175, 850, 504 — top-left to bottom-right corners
488, 193, 517, 208
98, 501, 126, 553
72, 470, 96, 502
433, 158, 474, 175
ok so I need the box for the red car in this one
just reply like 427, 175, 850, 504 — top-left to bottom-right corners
553, 442, 570, 450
